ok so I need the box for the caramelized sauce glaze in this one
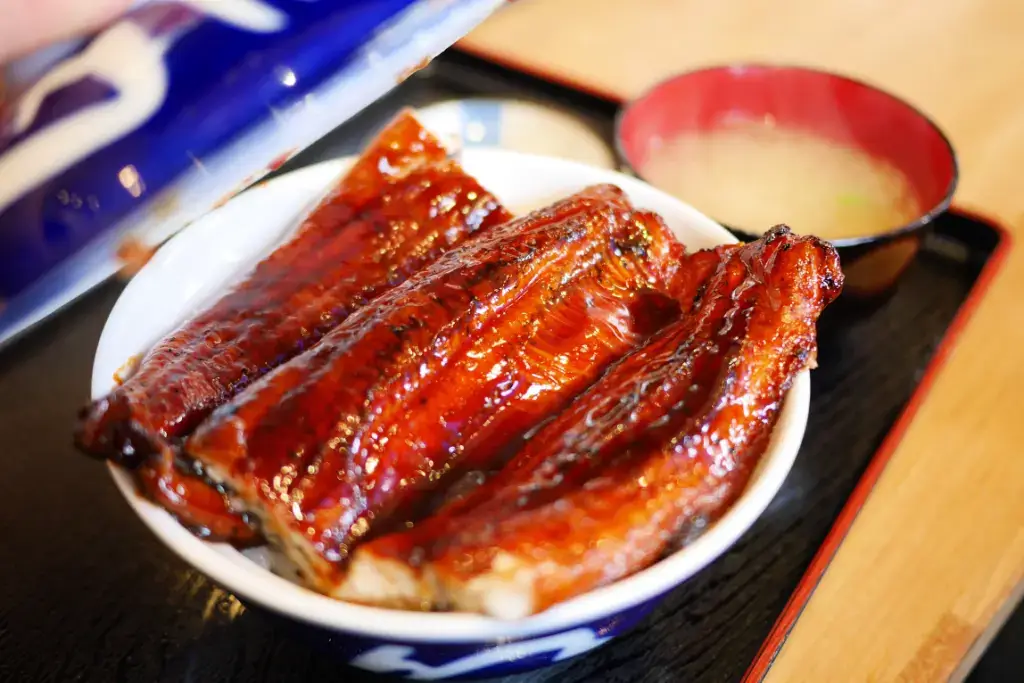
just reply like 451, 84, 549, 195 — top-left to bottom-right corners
185, 185, 697, 589
348, 227, 842, 616
75, 111, 511, 542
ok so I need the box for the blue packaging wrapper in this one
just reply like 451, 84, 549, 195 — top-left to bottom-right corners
0, 0, 503, 346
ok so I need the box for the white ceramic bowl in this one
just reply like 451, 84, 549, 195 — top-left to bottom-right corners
92, 149, 809, 680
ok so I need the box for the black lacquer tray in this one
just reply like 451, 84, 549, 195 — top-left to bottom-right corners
0, 53, 1009, 683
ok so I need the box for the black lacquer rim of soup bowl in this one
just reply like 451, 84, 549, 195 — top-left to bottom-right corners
613, 62, 959, 248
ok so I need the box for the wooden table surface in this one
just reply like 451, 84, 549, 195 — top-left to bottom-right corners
460, 1, 1024, 680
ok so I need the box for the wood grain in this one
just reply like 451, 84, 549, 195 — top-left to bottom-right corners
460, 1, 1024, 679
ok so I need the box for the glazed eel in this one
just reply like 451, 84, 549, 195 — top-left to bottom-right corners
185, 184, 700, 593
75, 110, 511, 542
339, 226, 843, 617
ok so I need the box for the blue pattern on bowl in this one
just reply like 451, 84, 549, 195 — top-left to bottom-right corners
264, 595, 663, 679
457, 99, 504, 146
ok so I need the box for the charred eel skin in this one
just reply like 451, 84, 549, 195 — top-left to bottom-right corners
185, 185, 696, 592
342, 226, 843, 617
76, 111, 511, 542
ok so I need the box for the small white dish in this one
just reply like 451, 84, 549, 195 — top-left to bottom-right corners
92, 149, 808, 679
414, 98, 617, 169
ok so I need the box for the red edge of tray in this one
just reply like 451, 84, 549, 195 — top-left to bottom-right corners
452, 44, 1015, 678
742, 211, 1013, 681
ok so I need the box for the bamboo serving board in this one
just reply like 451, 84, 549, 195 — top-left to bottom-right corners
460, 1, 1024, 680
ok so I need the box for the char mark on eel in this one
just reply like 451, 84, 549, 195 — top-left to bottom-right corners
75, 110, 512, 543
185, 184, 707, 592
339, 226, 843, 617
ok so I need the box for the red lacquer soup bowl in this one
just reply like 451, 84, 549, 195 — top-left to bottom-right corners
616, 64, 958, 300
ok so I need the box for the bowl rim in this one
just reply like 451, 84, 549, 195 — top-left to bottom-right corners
99, 149, 810, 643
614, 62, 959, 248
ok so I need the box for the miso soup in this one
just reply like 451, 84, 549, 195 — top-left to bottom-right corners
642, 121, 922, 240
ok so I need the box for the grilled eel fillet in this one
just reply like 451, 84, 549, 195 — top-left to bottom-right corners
339, 226, 843, 617
185, 184, 702, 593
75, 110, 511, 543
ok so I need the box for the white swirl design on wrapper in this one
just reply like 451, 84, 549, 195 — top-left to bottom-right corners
0, 23, 171, 214
349, 628, 611, 680
178, 0, 287, 33
0, 0, 287, 215
0, 0, 506, 351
